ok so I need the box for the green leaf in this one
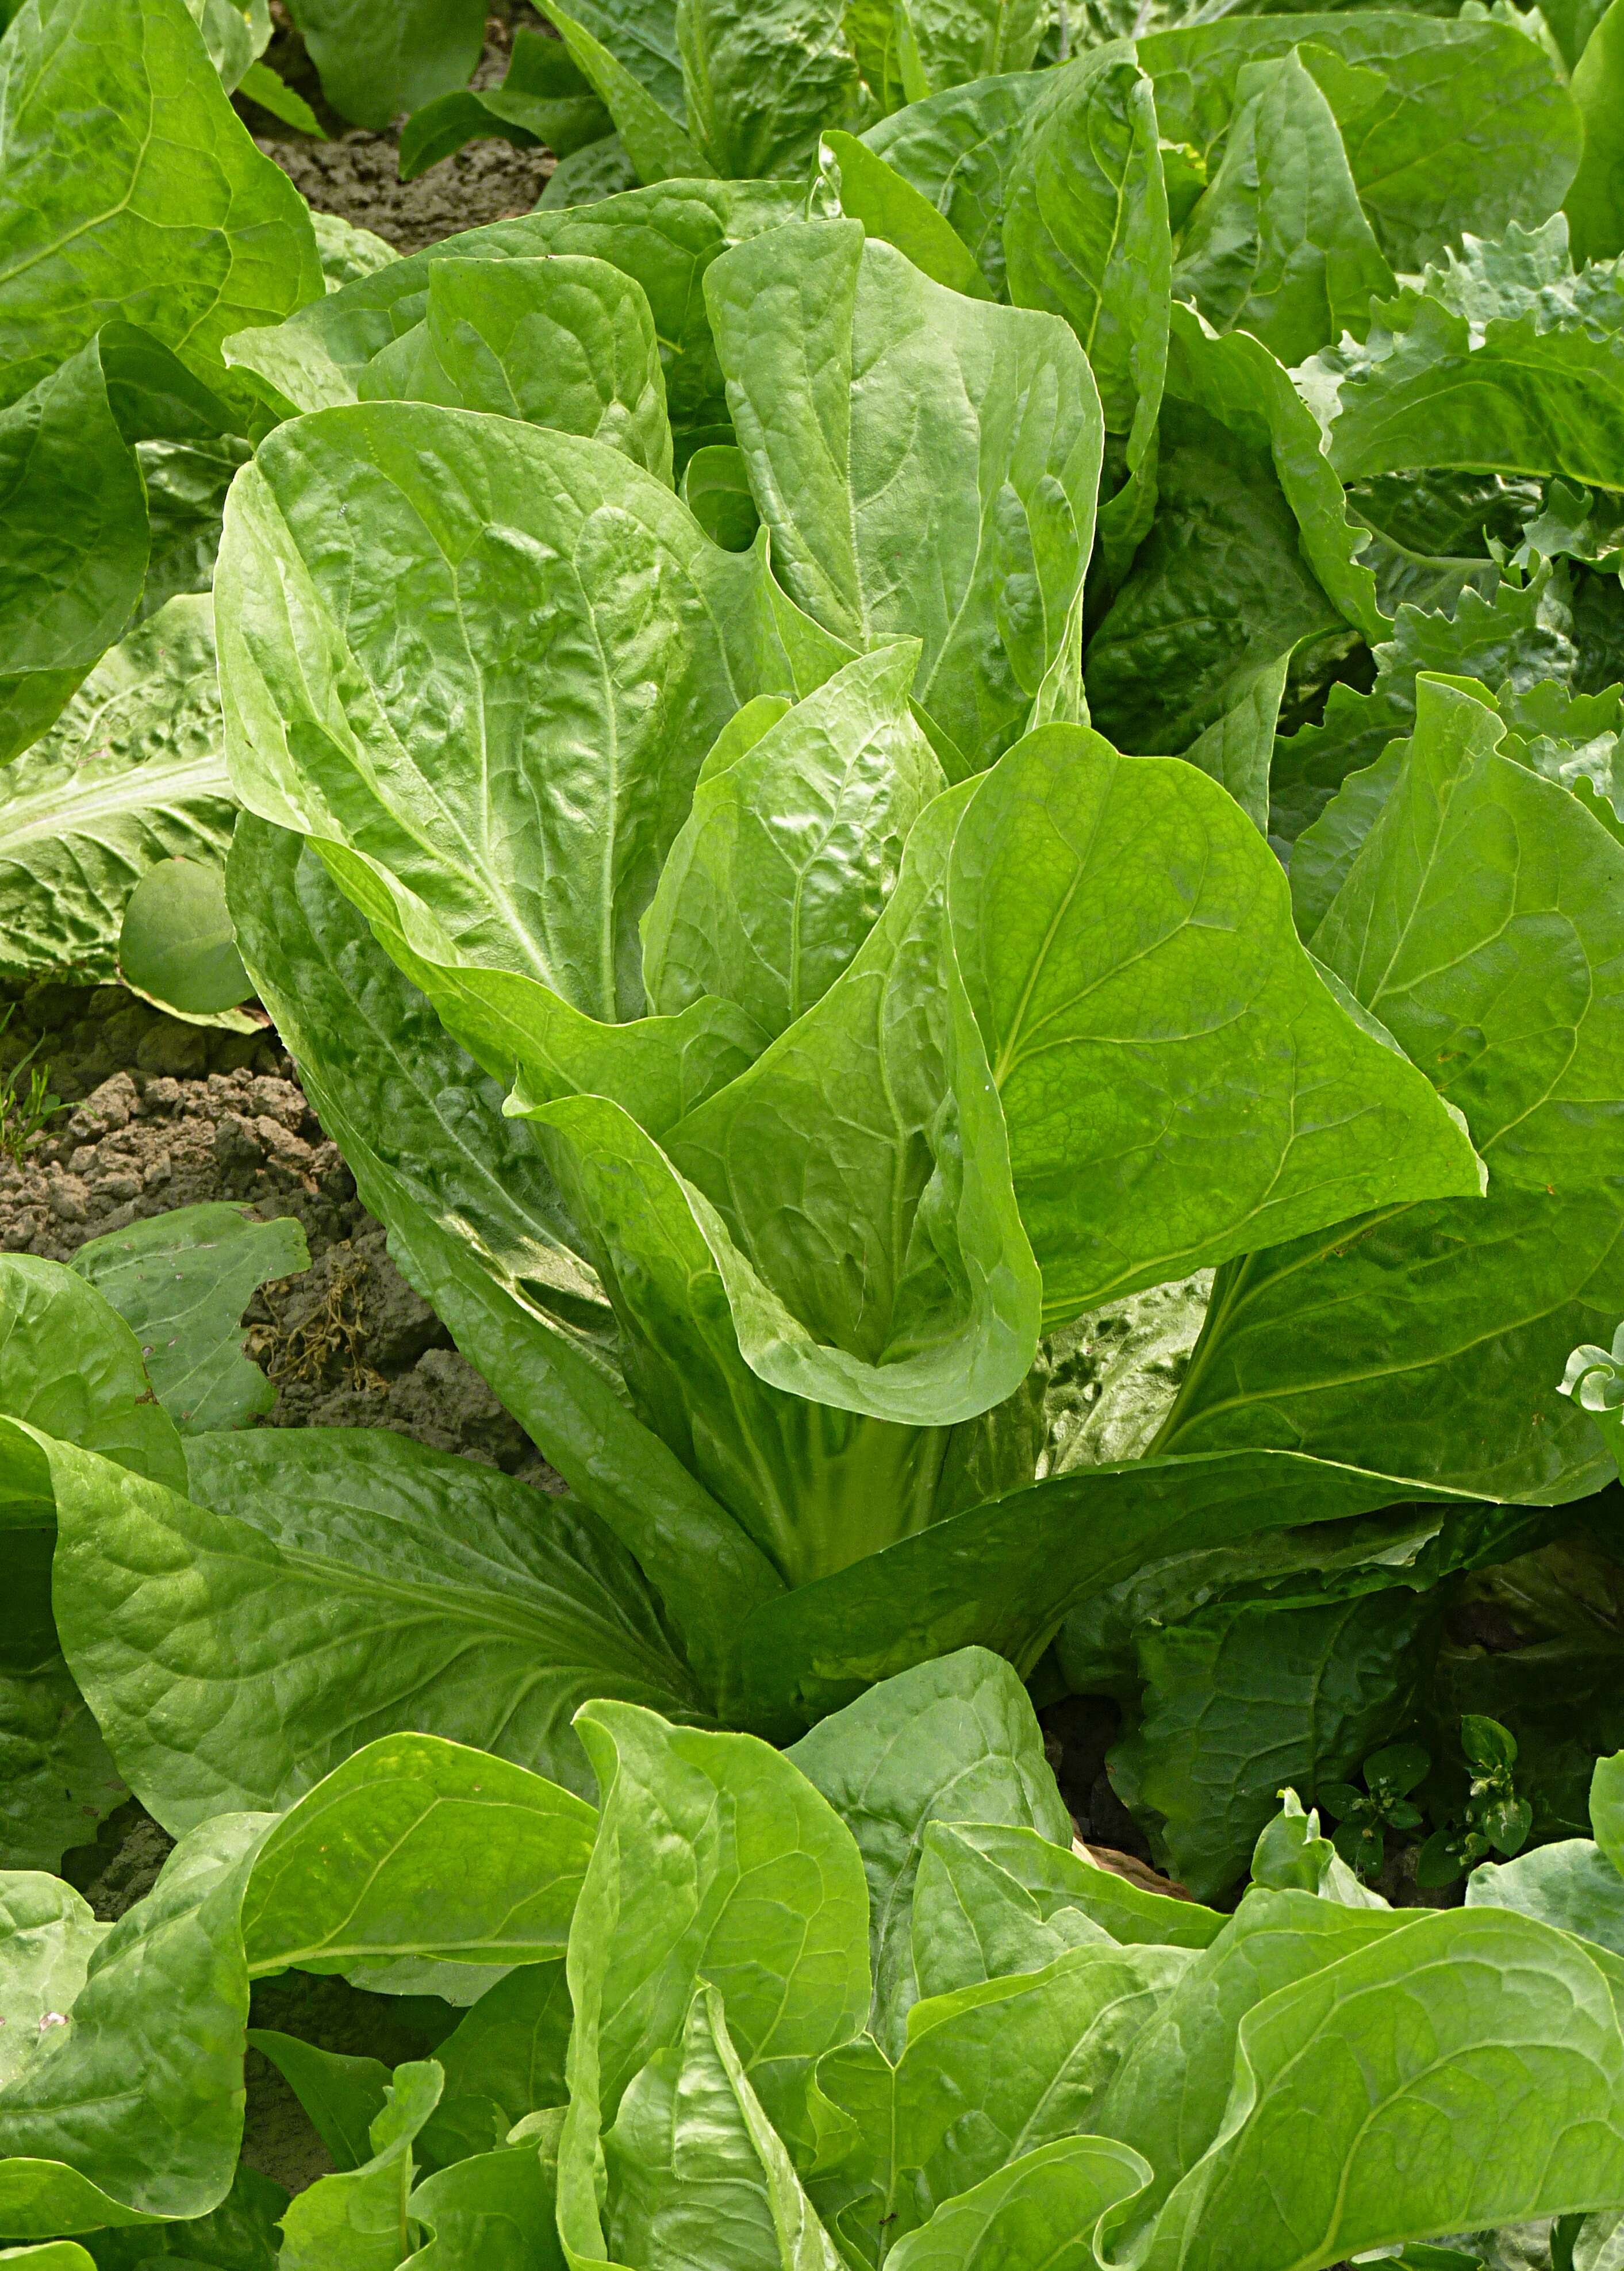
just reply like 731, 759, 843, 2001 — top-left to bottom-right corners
0, 340, 148, 764
235, 56, 324, 135
705, 218, 1103, 772
676, 0, 862, 178
416, 1962, 573, 2172
1173, 48, 1394, 369
877, 2140, 1151, 2271
553, 0, 686, 118
1135, 1909, 1624, 2271
816, 129, 991, 298
245, 2031, 391, 2172
556, 1701, 869, 2261
398, 29, 609, 178
1567, 0, 1624, 264
1179, 649, 1289, 835
640, 641, 943, 1040
545, 1, 712, 182
786, 1647, 1072, 2053
310, 212, 401, 291
1467, 1838, 1624, 1959
1162, 676, 1624, 1505
70, 1202, 308, 1434
536, 131, 641, 212
1110, 1587, 1435, 1899
603, 1984, 844, 2270
117, 857, 254, 1022
0, 1874, 106, 2092
0, 594, 235, 982
861, 70, 1051, 296
51, 1417, 701, 1822
355, 255, 674, 482
277, 2060, 443, 2270
0, 2248, 95, 2267
1138, 13, 1581, 273
279, 0, 482, 128
950, 722, 1482, 1329
1596, 1749, 1624, 1874
224, 816, 780, 1707
405, 2142, 565, 2269
0, 1655, 127, 1873
678, 443, 759, 551
0, 0, 320, 407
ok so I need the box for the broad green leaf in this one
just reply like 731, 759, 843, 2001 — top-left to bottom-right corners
117, 856, 255, 1023
224, 181, 798, 446
861, 70, 1051, 296
538, 132, 642, 213
949, 723, 1482, 1329
1137, 1909, 1624, 2271
0, 593, 235, 980
356, 256, 674, 483
1003, 49, 1169, 445
679, 443, 759, 551
398, 28, 609, 180
416, 1962, 574, 2172
910, 1823, 1118, 2005
277, 2060, 443, 2270
0, 0, 320, 408
225, 816, 781, 1706
706, 219, 1103, 772
641, 641, 945, 1040
0, 337, 148, 765
1093, 1886, 1417, 2243
237, 1733, 596, 1979
1084, 402, 1343, 755
1173, 49, 1394, 369
405, 2143, 564, 2269
1179, 650, 1289, 835
545, 1, 711, 183
237, 55, 324, 136
1138, 14, 1581, 273
0, 1256, 187, 1514
553, 0, 686, 118
72, 1203, 302, 1433
280, 0, 483, 128
882, 2138, 1150, 2271
556, 1701, 869, 2261
1567, 0, 1624, 264
0, 2248, 95, 2266
0, 1812, 268, 2237
51, 1417, 701, 1820
310, 213, 399, 293
786, 1647, 1073, 2053
1468, 1840, 1624, 1959
729, 1448, 1476, 1739
676, 0, 862, 178
1110, 1586, 1435, 1899
1327, 282, 1624, 495
247, 2030, 390, 2172
0, 1657, 126, 1874
1597, 1750, 1624, 1874
0, 1875, 106, 2091
86, 2159, 289, 2266
604, 1984, 844, 2270
816, 130, 992, 299
896, 0, 1048, 93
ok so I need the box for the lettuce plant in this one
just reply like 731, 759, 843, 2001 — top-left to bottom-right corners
5, 1648, 1624, 2268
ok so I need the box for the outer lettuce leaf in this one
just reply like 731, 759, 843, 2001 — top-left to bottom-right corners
279, 0, 484, 131
1137, 13, 1581, 271
356, 255, 674, 483
405, 2140, 565, 2270
861, 69, 1051, 296
1161, 678, 1624, 1503
276, 2059, 444, 2269
675, 0, 862, 178
225, 818, 783, 1707
0, 0, 320, 408
543, 1, 712, 183
705, 219, 1103, 771
882, 2139, 1149, 2271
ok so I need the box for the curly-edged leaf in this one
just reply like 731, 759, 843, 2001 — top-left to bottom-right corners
277, 2060, 443, 2270
71, 1202, 307, 1434
604, 1985, 844, 2271
1138, 14, 1581, 273
729, 1449, 1476, 1739
882, 2138, 1150, 2271
1173, 48, 1394, 369
224, 181, 797, 442
1134, 1908, 1624, 2271
676, 0, 862, 179
0, 0, 319, 408
642, 642, 943, 1039
225, 818, 780, 1708
950, 723, 1481, 1329
816, 129, 991, 298
1568, 0, 1624, 266
707, 219, 1103, 772
0, 593, 235, 981
356, 255, 673, 482
545, 0, 711, 182
786, 1647, 1072, 2053
1161, 677, 1624, 1502
556, 1701, 869, 2261
861, 68, 1051, 295
0, 340, 148, 765
279, 0, 483, 129
1111, 1587, 1435, 1900
49, 1418, 702, 1823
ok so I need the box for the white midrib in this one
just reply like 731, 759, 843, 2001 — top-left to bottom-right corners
0, 749, 231, 852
